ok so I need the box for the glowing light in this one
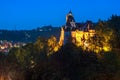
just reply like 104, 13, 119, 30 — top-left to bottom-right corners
84, 42, 89, 47
103, 46, 111, 52
54, 46, 59, 52
59, 27, 64, 46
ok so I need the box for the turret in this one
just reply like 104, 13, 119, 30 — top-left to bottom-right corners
65, 11, 76, 31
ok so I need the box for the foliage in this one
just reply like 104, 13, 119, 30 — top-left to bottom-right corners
88, 20, 115, 53
107, 15, 120, 31
0, 26, 60, 42
1, 15, 120, 80
1, 36, 120, 80
107, 15, 120, 48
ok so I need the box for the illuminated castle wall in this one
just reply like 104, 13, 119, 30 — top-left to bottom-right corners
59, 11, 95, 47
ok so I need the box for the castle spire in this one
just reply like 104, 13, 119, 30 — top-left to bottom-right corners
69, 10, 72, 14
65, 10, 76, 31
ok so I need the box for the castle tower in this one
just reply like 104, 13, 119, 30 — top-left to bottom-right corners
60, 11, 77, 44
59, 11, 95, 48
65, 11, 76, 31
66, 11, 75, 25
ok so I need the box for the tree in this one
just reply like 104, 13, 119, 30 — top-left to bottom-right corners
107, 15, 120, 31
89, 20, 114, 53
107, 15, 120, 48
47, 36, 59, 56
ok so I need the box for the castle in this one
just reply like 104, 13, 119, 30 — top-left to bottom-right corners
59, 11, 95, 48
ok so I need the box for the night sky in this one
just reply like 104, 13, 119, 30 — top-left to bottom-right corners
0, 0, 120, 30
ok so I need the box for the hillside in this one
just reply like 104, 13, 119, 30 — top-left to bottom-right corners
0, 26, 61, 42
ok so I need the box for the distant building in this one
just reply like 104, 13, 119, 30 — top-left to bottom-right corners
59, 11, 95, 47
0, 40, 26, 53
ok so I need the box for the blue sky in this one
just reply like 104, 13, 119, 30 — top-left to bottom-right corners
0, 0, 120, 30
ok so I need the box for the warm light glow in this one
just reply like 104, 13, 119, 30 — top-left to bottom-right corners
89, 30, 95, 37
54, 46, 59, 52
75, 31, 83, 42
58, 27, 97, 52
103, 46, 111, 52
58, 23, 113, 53
84, 41, 89, 47
59, 27, 64, 46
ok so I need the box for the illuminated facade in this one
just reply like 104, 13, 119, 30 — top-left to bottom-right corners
59, 11, 95, 48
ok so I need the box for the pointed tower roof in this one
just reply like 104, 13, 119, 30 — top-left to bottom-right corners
68, 10, 72, 16
69, 10, 72, 14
